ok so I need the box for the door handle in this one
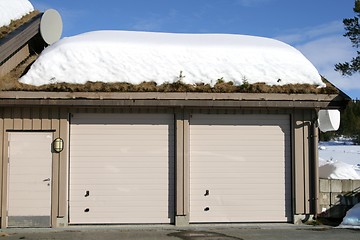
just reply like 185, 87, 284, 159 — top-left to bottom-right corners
43, 178, 51, 182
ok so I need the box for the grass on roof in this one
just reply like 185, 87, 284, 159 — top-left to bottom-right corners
0, 54, 339, 94
0, 11, 40, 39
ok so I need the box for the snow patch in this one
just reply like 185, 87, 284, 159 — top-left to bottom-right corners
319, 146, 327, 150
319, 142, 360, 166
339, 203, 360, 228
0, 0, 34, 28
20, 30, 325, 87
319, 141, 360, 180
319, 160, 360, 180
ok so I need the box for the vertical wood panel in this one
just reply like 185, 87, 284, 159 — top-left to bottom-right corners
51, 108, 60, 136
183, 112, 190, 216
1, 109, 14, 228
22, 108, 32, 130
175, 112, 184, 216
58, 109, 68, 218
294, 110, 305, 214
308, 110, 319, 214
13, 108, 22, 130
50, 108, 60, 226
313, 119, 320, 214
0, 109, 4, 218
41, 108, 52, 130
303, 111, 311, 214
32, 108, 41, 130
290, 111, 295, 216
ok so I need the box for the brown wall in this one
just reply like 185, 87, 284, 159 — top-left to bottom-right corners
292, 109, 318, 215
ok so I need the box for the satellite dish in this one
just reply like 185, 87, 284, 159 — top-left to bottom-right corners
318, 109, 340, 132
40, 9, 63, 45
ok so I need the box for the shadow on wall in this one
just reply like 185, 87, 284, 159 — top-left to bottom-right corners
318, 179, 360, 222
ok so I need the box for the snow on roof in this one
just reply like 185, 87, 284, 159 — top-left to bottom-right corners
20, 30, 326, 87
0, 0, 34, 28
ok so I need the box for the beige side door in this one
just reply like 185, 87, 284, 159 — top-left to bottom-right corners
190, 114, 292, 223
8, 132, 52, 227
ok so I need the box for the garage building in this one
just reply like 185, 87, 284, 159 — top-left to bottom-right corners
0, 11, 350, 228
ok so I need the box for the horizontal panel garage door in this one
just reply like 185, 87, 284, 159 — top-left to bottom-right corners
69, 113, 175, 224
190, 114, 291, 223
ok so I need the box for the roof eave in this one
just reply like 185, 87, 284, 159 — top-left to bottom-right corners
0, 91, 348, 109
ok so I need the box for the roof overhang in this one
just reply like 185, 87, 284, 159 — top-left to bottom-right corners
0, 91, 350, 109
0, 13, 42, 65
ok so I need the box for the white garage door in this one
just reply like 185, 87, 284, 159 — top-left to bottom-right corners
190, 114, 292, 223
69, 113, 175, 224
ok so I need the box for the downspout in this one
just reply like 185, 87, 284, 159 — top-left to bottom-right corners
311, 112, 319, 219
301, 116, 319, 223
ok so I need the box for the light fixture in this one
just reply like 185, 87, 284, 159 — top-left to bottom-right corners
53, 137, 64, 153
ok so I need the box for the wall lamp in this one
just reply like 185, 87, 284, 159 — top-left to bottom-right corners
53, 137, 64, 153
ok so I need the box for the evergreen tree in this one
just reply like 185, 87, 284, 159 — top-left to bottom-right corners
335, 0, 360, 75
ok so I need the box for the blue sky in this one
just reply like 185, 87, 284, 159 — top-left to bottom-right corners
31, 0, 360, 99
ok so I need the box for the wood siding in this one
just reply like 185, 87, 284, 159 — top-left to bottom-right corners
293, 109, 318, 214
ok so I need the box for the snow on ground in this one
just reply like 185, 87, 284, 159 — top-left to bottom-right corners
0, 0, 34, 28
319, 160, 360, 180
319, 140, 360, 227
338, 203, 360, 229
319, 140, 360, 179
20, 30, 326, 87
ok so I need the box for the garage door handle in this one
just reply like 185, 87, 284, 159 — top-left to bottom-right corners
43, 178, 50, 182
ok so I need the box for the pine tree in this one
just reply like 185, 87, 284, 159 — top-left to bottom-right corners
341, 100, 360, 143
335, 0, 360, 75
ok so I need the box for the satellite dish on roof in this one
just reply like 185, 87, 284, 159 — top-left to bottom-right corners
318, 109, 340, 132
40, 9, 63, 45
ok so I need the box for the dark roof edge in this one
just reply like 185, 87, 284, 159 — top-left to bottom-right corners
0, 91, 348, 109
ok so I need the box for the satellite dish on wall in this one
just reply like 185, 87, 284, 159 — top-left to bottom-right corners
318, 109, 340, 132
40, 9, 63, 45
